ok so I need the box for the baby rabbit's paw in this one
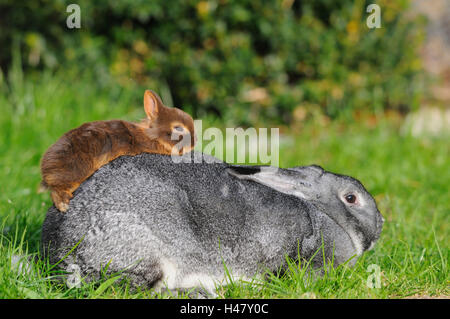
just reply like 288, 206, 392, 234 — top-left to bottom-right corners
51, 190, 73, 213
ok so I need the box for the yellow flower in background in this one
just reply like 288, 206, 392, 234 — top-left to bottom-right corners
348, 72, 365, 88
197, 1, 210, 18
331, 86, 344, 100
411, 58, 422, 71
293, 105, 308, 122
346, 20, 360, 43
281, 0, 295, 10
25, 33, 45, 66
346, 20, 359, 34
133, 40, 149, 56
130, 57, 144, 74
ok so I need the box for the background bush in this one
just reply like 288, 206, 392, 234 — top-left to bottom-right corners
0, 0, 426, 125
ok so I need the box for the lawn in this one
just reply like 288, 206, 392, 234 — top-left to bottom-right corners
0, 69, 448, 299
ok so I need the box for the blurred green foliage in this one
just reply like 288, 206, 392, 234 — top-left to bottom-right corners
0, 0, 426, 125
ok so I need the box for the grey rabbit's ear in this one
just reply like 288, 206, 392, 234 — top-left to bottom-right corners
227, 166, 311, 200
290, 164, 324, 174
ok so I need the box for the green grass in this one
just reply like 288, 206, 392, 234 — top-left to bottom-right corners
0, 68, 448, 299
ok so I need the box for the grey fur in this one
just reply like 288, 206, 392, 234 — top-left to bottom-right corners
41, 152, 383, 294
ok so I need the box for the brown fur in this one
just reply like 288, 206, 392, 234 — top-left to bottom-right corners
40, 90, 195, 212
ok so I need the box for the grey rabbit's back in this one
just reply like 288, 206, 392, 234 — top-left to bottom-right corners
41, 152, 382, 293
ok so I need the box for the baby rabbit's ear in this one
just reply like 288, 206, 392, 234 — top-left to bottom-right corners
227, 166, 310, 200
144, 90, 164, 121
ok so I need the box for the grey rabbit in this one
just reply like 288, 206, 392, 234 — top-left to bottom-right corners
41, 151, 384, 296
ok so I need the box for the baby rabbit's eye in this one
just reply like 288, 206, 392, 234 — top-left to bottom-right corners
345, 194, 357, 204
173, 126, 184, 132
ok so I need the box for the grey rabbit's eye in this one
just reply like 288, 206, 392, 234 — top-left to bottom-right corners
345, 194, 357, 204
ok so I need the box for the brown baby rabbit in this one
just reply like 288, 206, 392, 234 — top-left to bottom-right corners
40, 90, 196, 212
